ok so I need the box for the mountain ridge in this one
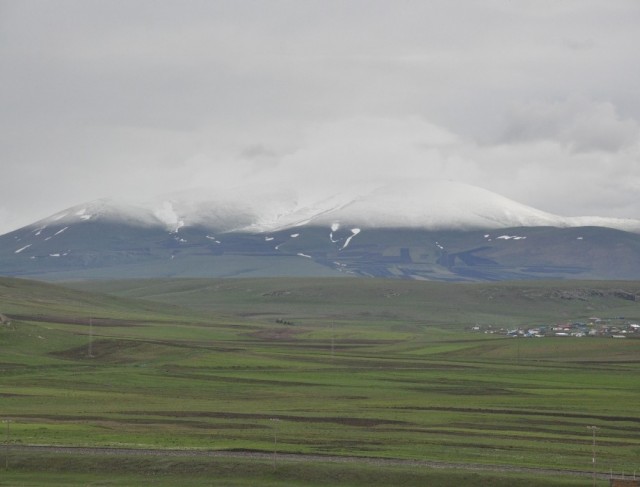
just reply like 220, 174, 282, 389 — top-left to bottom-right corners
2, 180, 639, 282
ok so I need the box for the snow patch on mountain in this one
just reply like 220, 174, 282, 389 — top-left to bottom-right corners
154, 201, 184, 233
496, 235, 527, 240
75, 208, 93, 221
329, 222, 342, 243
15, 244, 31, 254
341, 228, 361, 250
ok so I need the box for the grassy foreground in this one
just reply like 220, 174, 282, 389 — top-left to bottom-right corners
1, 277, 640, 484
0, 453, 591, 487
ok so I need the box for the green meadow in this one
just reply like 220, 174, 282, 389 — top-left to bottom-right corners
1, 277, 640, 485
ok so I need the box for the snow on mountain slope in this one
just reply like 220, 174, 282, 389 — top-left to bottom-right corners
563, 215, 640, 233
33, 198, 163, 229
16, 180, 640, 235
151, 180, 640, 233
308, 181, 567, 230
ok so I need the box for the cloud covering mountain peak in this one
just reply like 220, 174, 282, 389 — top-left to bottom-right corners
31, 180, 640, 234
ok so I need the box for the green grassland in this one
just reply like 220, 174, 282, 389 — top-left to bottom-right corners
2, 276, 640, 485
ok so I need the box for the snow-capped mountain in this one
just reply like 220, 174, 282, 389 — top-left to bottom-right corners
2, 180, 640, 282
27, 180, 640, 234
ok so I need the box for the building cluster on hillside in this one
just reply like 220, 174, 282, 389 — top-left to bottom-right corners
470, 318, 640, 338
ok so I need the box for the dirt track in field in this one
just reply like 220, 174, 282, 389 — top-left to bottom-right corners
11, 444, 610, 480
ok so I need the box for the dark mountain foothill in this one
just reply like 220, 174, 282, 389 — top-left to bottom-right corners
1, 216, 640, 281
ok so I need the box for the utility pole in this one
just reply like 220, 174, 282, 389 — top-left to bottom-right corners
587, 425, 599, 487
270, 418, 280, 472
88, 317, 94, 358
331, 322, 335, 360
3, 419, 12, 470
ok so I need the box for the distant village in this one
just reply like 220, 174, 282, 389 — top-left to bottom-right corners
470, 317, 640, 338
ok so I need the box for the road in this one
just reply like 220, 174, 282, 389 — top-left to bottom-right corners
11, 444, 612, 480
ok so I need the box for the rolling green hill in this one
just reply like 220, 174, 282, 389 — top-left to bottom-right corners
69, 277, 640, 328
1, 276, 640, 485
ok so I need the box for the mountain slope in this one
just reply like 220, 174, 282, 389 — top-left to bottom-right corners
2, 221, 640, 281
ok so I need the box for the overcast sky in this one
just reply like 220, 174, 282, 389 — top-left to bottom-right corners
1, 0, 639, 233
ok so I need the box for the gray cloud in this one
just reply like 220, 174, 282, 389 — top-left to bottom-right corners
501, 96, 640, 152
1, 1, 639, 232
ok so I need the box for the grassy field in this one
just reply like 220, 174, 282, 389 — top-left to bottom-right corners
1, 276, 640, 485
0, 452, 595, 487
